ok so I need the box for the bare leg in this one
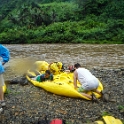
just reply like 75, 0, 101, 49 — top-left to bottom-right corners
0, 86, 4, 101
93, 89, 102, 95
0, 86, 4, 112
81, 92, 92, 99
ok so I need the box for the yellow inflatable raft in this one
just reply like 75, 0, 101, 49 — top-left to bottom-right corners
3, 85, 6, 93
26, 70, 103, 100
95, 115, 123, 124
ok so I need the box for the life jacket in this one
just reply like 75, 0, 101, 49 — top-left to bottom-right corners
49, 62, 63, 75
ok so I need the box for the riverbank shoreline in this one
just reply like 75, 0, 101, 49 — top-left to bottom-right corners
1, 68, 124, 124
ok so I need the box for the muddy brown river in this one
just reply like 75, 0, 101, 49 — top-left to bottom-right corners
4, 44, 124, 76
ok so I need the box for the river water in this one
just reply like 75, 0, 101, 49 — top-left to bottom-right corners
4, 44, 124, 76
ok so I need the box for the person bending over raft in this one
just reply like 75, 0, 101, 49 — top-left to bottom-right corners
73, 63, 102, 101
32, 70, 53, 82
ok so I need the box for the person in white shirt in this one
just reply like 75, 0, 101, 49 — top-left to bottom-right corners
73, 63, 102, 101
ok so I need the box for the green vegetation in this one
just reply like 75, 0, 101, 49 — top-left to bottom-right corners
118, 105, 124, 110
5, 88, 11, 94
5, 88, 21, 95
101, 111, 111, 116
0, 0, 124, 44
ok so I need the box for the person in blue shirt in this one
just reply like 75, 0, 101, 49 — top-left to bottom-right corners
0, 45, 10, 112
32, 70, 53, 82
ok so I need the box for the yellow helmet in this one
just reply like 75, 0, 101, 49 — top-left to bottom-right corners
57, 62, 62, 69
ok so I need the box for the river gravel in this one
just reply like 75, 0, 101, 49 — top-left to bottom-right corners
0, 68, 124, 124
1, 44, 124, 124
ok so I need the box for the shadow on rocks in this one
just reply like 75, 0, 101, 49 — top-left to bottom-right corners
5, 76, 29, 86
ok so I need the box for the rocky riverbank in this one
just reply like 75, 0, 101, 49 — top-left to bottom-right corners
0, 68, 124, 124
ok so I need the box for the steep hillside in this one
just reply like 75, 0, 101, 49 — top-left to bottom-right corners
0, 0, 124, 44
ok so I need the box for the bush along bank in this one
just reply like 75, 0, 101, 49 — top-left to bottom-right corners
0, 19, 124, 44
0, 0, 124, 44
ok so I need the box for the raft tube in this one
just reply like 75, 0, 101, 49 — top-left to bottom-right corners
26, 70, 103, 100
95, 115, 123, 124
102, 116, 123, 124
